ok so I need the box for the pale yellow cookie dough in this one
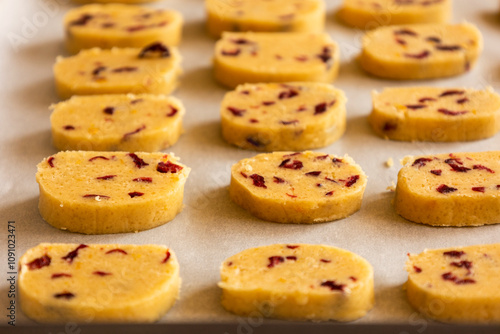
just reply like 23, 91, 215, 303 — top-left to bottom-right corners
406, 244, 500, 323
339, 0, 451, 29
219, 243, 374, 321
359, 23, 482, 79
395, 151, 500, 226
51, 94, 185, 152
36, 151, 190, 234
19, 243, 180, 323
230, 151, 367, 223
206, 0, 325, 37
370, 87, 500, 142
54, 44, 181, 99
65, 4, 183, 54
221, 83, 346, 151
213, 32, 339, 88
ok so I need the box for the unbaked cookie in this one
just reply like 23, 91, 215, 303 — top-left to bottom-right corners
51, 94, 185, 152
339, 0, 451, 29
54, 43, 181, 99
36, 151, 190, 234
19, 243, 180, 323
370, 87, 500, 141
205, 0, 325, 37
213, 32, 339, 88
221, 82, 346, 151
64, 4, 183, 54
406, 244, 500, 323
359, 23, 482, 79
230, 151, 367, 223
219, 243, 374, 321
395, 151, 500, 226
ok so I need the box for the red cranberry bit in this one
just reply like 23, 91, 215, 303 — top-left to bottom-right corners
320, 259, 331, 263
249, 118, 259, 123
314, 102, 327, 115
267, 256, 285, 268
445, 157, 463, 165
383, 121, 397, 131
435, 45, 462, 51
133, 177, 152, 183
286, 193, 297, 198
227, 106, 245, 117
325, 191, 334, 196
316, 154, 329, 160
317, 46, 333, 65
92, 66, 107, 76
123, 125, 146, 140
413, 266, 422, 273
130, 99, 143, 104
128, 192, 144, 198
320, 280, 346, 292
128, 153, 149, 168
281, 120, 299, 125
437, 184, 457, 194
283, 152, 301, 158
103, 106, 114, 115
89, 156, 109, 162
221, 48, 241, 56
286, 245, 299, 249
93, 271, 112, 276
406, 104, 426, 110
162, 250, 171, 263
52, 273, 72, 279
325, 177, 338, 184
54, 292, 75, 300
63, 125, 75, 130
419, 97, 437, 103
447, 163, 471, 173
345, 175, 360, 187
246, 137, 264, 147
62, 244, 88, 264
442, 272, 476, 285
404, 50, 430, 59
127, 25, 147, 32
273, 176, 285, 184
349, 276, 358, 282
96, 175, 116, 180
83, 194, 110, 199
450, 260, 473, 273
106, 249, 128, 255
430, 169, 442, 176
438, 108, 468, 116
157, 161, 183, 173
112, 66, 137, 73
455, 278, 476, 285
456, 98, 469, 104
426, 36, 441, 43
27, 255, 51, 270
278, 89, 299, 100
240, 172, 248, 178
227, 261, 233, 266
70, 14, 93, 26
286, 256, 297, 261
394, 29, 418, 36
279, 159, 303, 170
231, 38, 253, 45
439, 90, 465, 97
295, 55, 308, 62
250, 174, 267, 189
262, 101, 275, 106
443, 250, 465, 258
47, 157, 55, 168
473, 165, 495, 173
395, 38, 407, 46
297, 105, 307, 112
472, 187, 485, 193
306, 171, 321, 177
442, 272, 456, 282
139, 42, 170, 58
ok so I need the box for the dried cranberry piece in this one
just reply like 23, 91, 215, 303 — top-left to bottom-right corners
314, 103, 327, 115
112, 66, 137, 73
320, 280, 346, 292
164, 105, 178, 117
286, 256, 297, 261
62, 244, 88, 264
267, 256, 284, 268
296, 105, 307, 112
404, 50, 430, 59
278, 89, 299, 99
455, 278, 476, 285
383, 122, 397, 131
103, 107, 114, 115
325, 177, 338, 184
395, 38, 406, 46
406, 104, 426, 110
92, 66, 107, 76
345, 175, 360, 187
430, 169, 442, 176
349, 276, 357, 282
47, 157, 55, 168
246, 137, 264, 147
82, 194, 110, 199
262, 101, 275, 106
240, 172, 248, 178
456, 98, 469, 104
316, 155, 329, 160
93, 271, 112, 276
306, 171, 321, 177
63, 125, 75, 130
52, 273, 71, 279
445, 157, 463, 165
227, 106, 245, 117
128, 192, 144, 198
448, 164, 471, 173
96, 175, 116, 180
89, 156, 109, 162
70, 14, 93, 26
106, 249, 128, 255
394, 29, 418, 36
128, 153, 149, 168
295, 55, 308, 62
283, 152, 301, 158
54, 292, 75, 300
250, 174, 267, 189
426, 36, 441, 43
450, 260, 472, 272
27, 255, 51, 270
438, 108, 468, 116
442, 272, 456, 282
273, 176, 285, 184
442, 272, 476, 285
413, 266, 422, 273
249, 119, 259, 123
130, 99, 143, 104
443, 250, 465, 258
473, 165, 495, 173
281, 120, 299, 125
231, 38, 253, 45
221, 48, 241, 56
279, 159, 303, 170
139, 42, 170, 58
437, 184, 457, 194
435, 45, 462, 51
157, 161, 183, 173
317, 46, 333, 64
472, 187, 485, 193
162, 250, 171, 263
439, 90, 465, 97
325, 191, 334, 196
320, 259, 331, 263
133, 177, 152, 183
286, 245, 299, 249
419, 97, 437, 103
123, 125, 146, 139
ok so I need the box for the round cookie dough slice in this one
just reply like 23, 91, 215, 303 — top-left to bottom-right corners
359, 23, 482, 80
54, 43, 181, 99
219, 243, 374, 321
64, 4, 183, 54
213, 32, 339, 88
221, 83, 346, 151
230, 151, 367, 223
19, 243, 180, 323
394, 151, 500, 226
370, 87, 500, 142
206, 0, 325, 38
51, 94, 185, 152
406, 244, 500, 323
36, 151, 190, 234
339, 0, 451, 29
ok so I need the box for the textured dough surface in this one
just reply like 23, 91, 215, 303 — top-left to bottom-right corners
221, 82, 346, 151
206, 0, 325, 37
219, 243, 374, 321
406, 244, 500, 323
370, 87, 500, 142
75, 0, 159, 3
394, 151, 500, 226
65, 4, 183, 54
339, 0, 451, 29
51, 94, 185, 152
360, 23, 482, 79
36, 151, 190, 234
230, 151, 367, 223
213, 32, 339, 88
54, 44, 181, 99
19, 243, 180, 323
